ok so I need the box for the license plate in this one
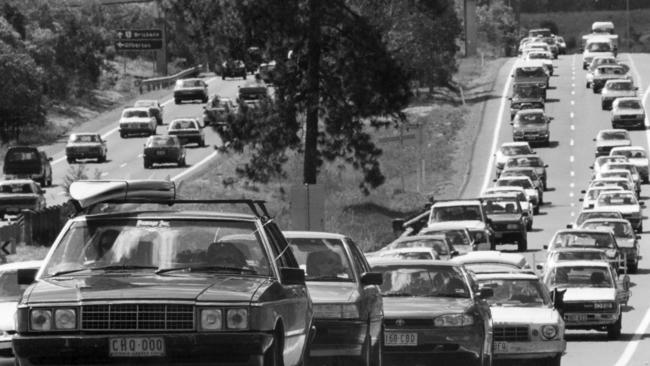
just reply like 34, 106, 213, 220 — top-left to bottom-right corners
494, 341, 508, 352
156, 151, 165, 156
384, 332, 417, 346
109, 337, 165, 357
565, 314, 588, 322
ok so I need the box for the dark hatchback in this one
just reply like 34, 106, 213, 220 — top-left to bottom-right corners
368, 259, 493, 366
482, 196, 528, 251
12, 180, 314, 366
283, 231, 383, 366
3, 146, 53, 187
143, 135, 186, 169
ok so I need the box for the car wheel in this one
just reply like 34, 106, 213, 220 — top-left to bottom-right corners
98, 154, 106, 163
199, 139, 205, 148
526, 220, 533, 231
263, 332, 283, 366
47, 176, 52, 187
222, 75, 226, 80
545, 354, 562, 366
607, 314, 622, 339
120, 131, 126, 138
638, 223, 643, 233
629, 261, 638, 274
143, 159, 151, 169
518, 236, 528, 252
179, 157, 186, 167
601, 102, 607, 110
586, 82, 590, 88
534, 205, 540, 215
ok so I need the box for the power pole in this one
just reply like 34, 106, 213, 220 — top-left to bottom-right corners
304, 0, 321, 184
464, 0, 478, 57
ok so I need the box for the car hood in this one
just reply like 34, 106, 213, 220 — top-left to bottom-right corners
596, 140, 631, 148
306, 281, 359, 304
0, 301, 18, 331
67, 143, 101, 148
120, 117, 150, 123
598, 204, 640, 213
23, 274, 270, 304
603, 91, 636, 97
383, 296, 474, 318
617, 238, 636, 248
558, 287, 616, 302
487, 214, 523, 222
490, 306, 558, 325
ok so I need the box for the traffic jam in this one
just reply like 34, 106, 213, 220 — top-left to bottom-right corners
0, 20, 646, 366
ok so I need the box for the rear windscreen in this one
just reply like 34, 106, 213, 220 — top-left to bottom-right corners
6, 149, 39, 162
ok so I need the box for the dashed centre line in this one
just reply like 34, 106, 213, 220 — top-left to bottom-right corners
570, 100, 575, 105
570, 125, 575, 130
570, 139, 574, 146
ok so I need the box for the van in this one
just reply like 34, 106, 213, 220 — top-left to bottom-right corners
582, 37, 615, 70
512, 62, 549, 98
3, 146, 53, 186
582, 21, 619, 52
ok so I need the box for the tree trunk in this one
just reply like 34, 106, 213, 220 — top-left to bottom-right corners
303, 0, 321, 184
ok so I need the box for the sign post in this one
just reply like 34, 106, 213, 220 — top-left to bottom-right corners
290, 184, 325, 231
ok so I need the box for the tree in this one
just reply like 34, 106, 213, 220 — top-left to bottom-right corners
220, 0, 412, 193
477, 0, 517, 56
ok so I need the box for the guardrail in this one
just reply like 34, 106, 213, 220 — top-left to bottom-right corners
137, 64, 204, 94
0, 206, 68, 249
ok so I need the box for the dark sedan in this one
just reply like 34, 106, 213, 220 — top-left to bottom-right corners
167, 118, 206, 147
483, 195, 529, 251
0, 179, 46, 220
284, 231, 383, 366
12, 179, 314, 366
368, 259, 493, 366
143, 135, 186, 169
221, 60, 247, 80
65, 133, 107, 163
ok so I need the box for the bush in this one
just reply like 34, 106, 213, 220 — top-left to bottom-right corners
105, 45, 116, 61
539, 20, 560, 35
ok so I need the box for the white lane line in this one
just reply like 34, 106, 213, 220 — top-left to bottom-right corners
570, 139, 574, 146
120, 163, 127, 168
569, 192, 574, 197
570, 112, 574, 119
613, 306, 650, 366
570, 100, 575, 105
570, 182, 575, 188
101, 172, 109, 177
570, 171, 575, 177
570, 156, 574, 162
571, 90, 575, 95
570, 125, 575, 130
172, 151, 218, 182
570, 211, 575, 217
481, 61, 516, 192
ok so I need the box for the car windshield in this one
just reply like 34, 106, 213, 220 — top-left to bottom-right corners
513, 85, 542, 98
71, 134, 99, 143
582, 221, 634, 238
506, 157, 543, 167
548, 266, 613, 288
597, 192, 636, 206
588, 43, 612, 52
576, 212, 621, 226
171, 120, 198, 129
134, 101, 156, 107
501, 146, 531, 155
0, 270, 34, 301
484, 199, 521, 214
612, 150, 645, 158
515, 67, 546, 78
599, 171, 630, 180
502, 170, 536, 180
285, 237, 355, 281
554, 251, 606, 261
551, 232, 615, 250
379, 251, 435, 260
496, 179, 532, 189
431, 205, 482, 222
606, 164, 635, 172
421, 229, 472, 248
587, 188, 620, 200
181, 80, 203, 87
147, 137, 177, 147
598, 67, 624, 75
601, 131, 629, 140
617, 100, 642, 109
0, 182, 34, 194
528, 53, 549, 60
41, 219, 272, 277
480, 279, 548, 306
607, 82, 633, 91
122, 110, 148, 118
597, 157, 627, 166
515, 113, 546, 125
387, 238, 449, 255
373, 265, 470, 298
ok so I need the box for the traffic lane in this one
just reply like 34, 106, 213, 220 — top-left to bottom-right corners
43, 77, 246, 205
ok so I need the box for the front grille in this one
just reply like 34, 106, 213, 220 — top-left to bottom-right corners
563, 302, 614, 313
81, 303, 194, 331
384, 318, 432, 328
494, 326, 529, 342
0, 198, 37, 206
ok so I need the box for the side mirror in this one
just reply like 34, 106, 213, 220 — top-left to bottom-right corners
17, 268, 38, 286
492, 179, 497, 182
640, 202, 645, 206
551, 288, 566, 310
281, 267, 306, 286
360, 272, 383, 286
510, 122, 514, 126
47, 157, 53, 161
392, 218, 405, 234
580, 190, 586, 194
536, 263, 544, 271
543, 245, 548, 249
450, 250, 460, 257
589, 166, 594, 169
478, 288, 493, 299
578, 198, 584, 202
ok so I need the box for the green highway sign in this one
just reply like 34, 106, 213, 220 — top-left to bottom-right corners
115, 40, 163, 50
116, 29, 162, 40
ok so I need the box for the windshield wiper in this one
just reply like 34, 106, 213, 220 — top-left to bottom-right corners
155, 265, 257, 275
90, 265, 158, 271
48, 268, 91, 277
382, 292, 414, 297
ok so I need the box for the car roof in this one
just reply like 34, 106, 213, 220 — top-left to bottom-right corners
475, 272, 540, 281
423, 222, 474, 230
0, 260, 44, 271
432, 200, 481, 207
0, 179, 37, 185
450, 251, 525, 264
367, 258, 459, 267
394, 234, 448, 241
581, 218, 630, 225
122, 107, 149, 112
550, 260, 611, 268
72, 210, 260, 222
282, 231, 346, 240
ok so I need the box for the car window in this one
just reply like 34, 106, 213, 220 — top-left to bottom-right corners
551, 232, 615, 250
182, 80, 204, 87
547, 266, 613, 288
601, 131, 629, 140
285, 237, 355, 281
147, 137, 177, 147
6, 149, 39, 162
122, 110, 149, 118
597, 192, 636, 206
42, 219, 272, 277
582, 221, 634, 238
390, 238, 449, 255
608, 82, 632, 91
515, 113, 546, 125
496, 179, 532, 189
587, 43, 612, 52
346, 238, 370, 274
515, 67, 546, 78
431, 205, 482, 222
617, 100, 642, 109
576, 212, 621, 226
71, 135, 99, 143
479, 279, 549, 306
372, 265, 469, 298
555, 251, 606, 261
0, 183, 34, 194
171, 120, 197, 129
0, 270, 34, 301
484, 199, 521, 214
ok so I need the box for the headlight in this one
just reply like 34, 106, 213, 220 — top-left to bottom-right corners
507, 223, 520, 230
200, 308, 223, 330
226, 309, 248, 330
594, 302, 615, 310
54, 309, 76, 330
313, 304, 360, 319
433, 314, 474, 327
541, 325, 557, 340
30, 309, 52, 331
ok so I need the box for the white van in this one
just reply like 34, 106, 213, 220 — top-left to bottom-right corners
582, 37, 615, 70
582, 21, 619, 51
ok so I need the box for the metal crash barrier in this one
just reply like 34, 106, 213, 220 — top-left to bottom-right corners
138, 64, 204, 94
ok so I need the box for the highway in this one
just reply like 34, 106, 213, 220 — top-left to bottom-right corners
464, 53, 650, 366
39, 75, 250, 207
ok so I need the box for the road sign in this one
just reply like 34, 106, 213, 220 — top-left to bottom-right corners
1, 240, 14, 256
115, 40, 163, 50
116, 29, 162, 40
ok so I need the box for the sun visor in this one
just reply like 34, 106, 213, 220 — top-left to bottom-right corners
69, 180, 176, 209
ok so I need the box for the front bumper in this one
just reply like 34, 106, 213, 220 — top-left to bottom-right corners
66, 149, 103, 159
174, 91, 207, 100
562, 312, 619, 329
120, 125, 152, 134
310, 319, 366, 358
493, 340, 565, 360
13, 332, 273, 366
513, 133, 549, 143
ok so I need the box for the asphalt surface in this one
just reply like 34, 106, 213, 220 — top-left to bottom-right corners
40, 75, 251, 207
464, 53, 650, 366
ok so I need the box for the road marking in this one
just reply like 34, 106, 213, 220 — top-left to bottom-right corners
120, 163, 127, 168
571, 90, 575, 95
138, 154, 144, 158
570, 125, 575, 130
613, 306, 650, 366
481, 60, 516, 192
569, 192, 574, 197
570, 112, 574, 119
571, 83, 575, 88
570, 100, 575, 105
570, 139, 574, 146
570, 182, 575, 188
570, 171, 575, 177
570, 155, 574, 162
570, 211, 575, 217
172, 151, 218, 182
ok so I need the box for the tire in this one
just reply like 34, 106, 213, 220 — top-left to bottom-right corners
263, 332, 283, 366
98, 154, 106, 163
222, 75, 226, 80
526, 220, 533, 231
179, 157, 186, 167
546, 354, 562, 366
518, 235, 528, 252
586, 82, 590, 88
174, 98, 181, 104
534, 205, 540, 215
629, 261, 638, 274
607, 314, 622, 339
39, 177, 46, 187
120, 131, 126, 138
638, 223, 643, 233
602, 102, 607, 110
143, 159, 151, 169
199, 139, 205, 147
47, 176, 52, 187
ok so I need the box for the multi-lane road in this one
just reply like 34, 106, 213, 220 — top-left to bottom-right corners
37, 75, 250, 207
464, 53, 650, 366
